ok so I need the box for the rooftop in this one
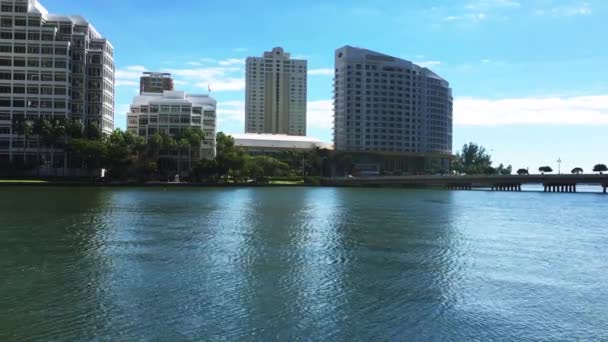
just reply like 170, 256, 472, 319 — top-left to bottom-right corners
232, 133, 333, 150
131, 91, 216, 108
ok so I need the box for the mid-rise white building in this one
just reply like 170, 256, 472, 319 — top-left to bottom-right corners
127, 90, 217, 159
0, 0, 115, 166
245, 47, 307, 136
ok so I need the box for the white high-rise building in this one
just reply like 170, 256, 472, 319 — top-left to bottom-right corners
127, 90, 217, 159
0, 0, 115, 166
245, 47, 307, 136
333, 46, 453, 174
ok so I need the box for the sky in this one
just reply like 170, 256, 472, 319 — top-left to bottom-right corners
43, 0, 608, 173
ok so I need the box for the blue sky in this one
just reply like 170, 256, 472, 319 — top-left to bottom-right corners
44, 0, 608, 172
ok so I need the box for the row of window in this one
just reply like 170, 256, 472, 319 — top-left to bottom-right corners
133, 105, 205, 114
0, 98, 67, 109
0, 4, 27, 13
0, 85, 67, 95
0, 44, 67, 55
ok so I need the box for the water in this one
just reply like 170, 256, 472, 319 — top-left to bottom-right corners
1, 187, 607, 341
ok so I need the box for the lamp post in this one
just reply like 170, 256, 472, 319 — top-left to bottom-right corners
557, 158, 562, 175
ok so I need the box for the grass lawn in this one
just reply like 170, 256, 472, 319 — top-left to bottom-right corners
269, 180, 304, 185
0, 179, 49, 183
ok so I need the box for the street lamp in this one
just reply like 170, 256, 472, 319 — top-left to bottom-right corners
557, 158, 562, 175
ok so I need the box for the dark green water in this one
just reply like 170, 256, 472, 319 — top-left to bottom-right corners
1, 187, 607, 341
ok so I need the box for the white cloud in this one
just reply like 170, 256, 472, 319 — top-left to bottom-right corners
116, 65, 147, 87
291, 54, 310, 60
232, 47, 248, 53
116, 61, 246, 93
481, 59, 492, 64
465, 0, 520, 10
414, 60, 441, 68
443, 0, 518, 22
535, 2, 592, 17
454, 95, 608, 126
186, 61, 202, 66
218, 58, 245, 66
217, 100, 245, 125
308, 100, 334, 129
308, 68, 334, 76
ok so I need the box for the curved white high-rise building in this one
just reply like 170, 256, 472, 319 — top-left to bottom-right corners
333, 46, 453, 174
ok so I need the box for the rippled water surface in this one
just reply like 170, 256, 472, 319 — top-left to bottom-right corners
1, 187, 607, 341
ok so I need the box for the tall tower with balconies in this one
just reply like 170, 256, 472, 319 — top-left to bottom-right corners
245, 47, 307, 136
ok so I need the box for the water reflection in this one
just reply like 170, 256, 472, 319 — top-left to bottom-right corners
1, 187, 607, 340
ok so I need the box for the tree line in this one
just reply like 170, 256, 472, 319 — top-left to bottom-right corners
452, 142, 606, 176
2, 117, 334, 182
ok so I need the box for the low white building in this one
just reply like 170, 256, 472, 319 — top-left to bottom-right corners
127, 90, 217, 159
232, 133, 332, 153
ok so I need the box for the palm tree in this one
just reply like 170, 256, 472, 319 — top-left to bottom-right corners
12, 116, 33, 166
183, 127, 203, 173
64, 118, 84, 175
571, 167, 584, 175
177, 138, 189, 179
41, 119, 66, 175
32, 118, 45, 176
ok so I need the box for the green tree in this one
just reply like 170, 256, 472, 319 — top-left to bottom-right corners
12, 116, 33, 165
539, 166, 553, 175
32, 118, 45, 175
517, 168, 529, 175
192, 159, 219, 182
39, 119, 65, 174
571, 167, 584, 175
496, 163, 513, 175
453, 143, 493, 175
593, 164, 607, 175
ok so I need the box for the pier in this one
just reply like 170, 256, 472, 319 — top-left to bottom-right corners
322, 174, 608, 193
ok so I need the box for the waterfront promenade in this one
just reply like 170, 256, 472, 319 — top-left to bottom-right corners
323, 174, 608, 193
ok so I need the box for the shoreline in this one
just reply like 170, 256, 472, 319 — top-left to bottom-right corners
1, 179, 606, 194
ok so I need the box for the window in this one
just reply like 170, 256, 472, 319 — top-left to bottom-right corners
0, 71, 10, 80
0, 44, 10, 53
13, 45, 25, 53
54, 73, 66, 82
27, 59, 39, 67
0, 18, 11, 27
0, 58, 10, 66
0, 31, 11, 39
13, 86, 25, 94
41, 59, 53, 68
0, 86, 10, 93
14, 73, 25, 80
14, 32, 25, 40
13, 59, 25, 67
28, 32, 39, 40
14, 17, 26, 26
55, 60, 67, 69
